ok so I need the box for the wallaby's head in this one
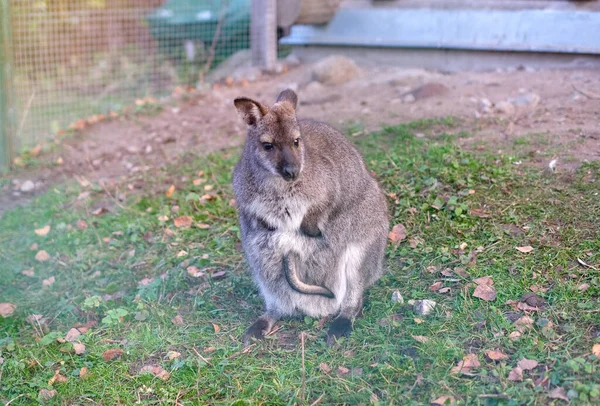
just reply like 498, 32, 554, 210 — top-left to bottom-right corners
234, 89, 303, 182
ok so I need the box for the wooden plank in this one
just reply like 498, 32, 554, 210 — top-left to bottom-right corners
251, 0, 277, 70
0, 0, 15, 171
281, 7, 600, 54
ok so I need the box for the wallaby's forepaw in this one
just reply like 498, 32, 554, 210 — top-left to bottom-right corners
326, 317, 352, 346
243, 318, 271, 347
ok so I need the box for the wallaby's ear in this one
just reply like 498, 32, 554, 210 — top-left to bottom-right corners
234, 97, 269, 126
275, 89, 298, 111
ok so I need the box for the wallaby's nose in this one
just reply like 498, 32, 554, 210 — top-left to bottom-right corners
282, 165, 298, 181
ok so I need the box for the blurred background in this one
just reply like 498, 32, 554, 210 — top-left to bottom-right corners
1, 0, 599, 172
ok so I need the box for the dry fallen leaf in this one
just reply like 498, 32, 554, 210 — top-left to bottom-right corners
204, 346, 216, 353
485, 349, 509, 361
578, 283, 590, 292
473, 276, 494, 286
166, 185, 176, 198
35, 250, 50, 262
92, 207, 109, 216
336, 366, 350, 375
186, 266, 205, 278
204, 184, 214, 191
412, 335, 430, 343
76, 219, 88, 230
508, 366, 523, 381
429, 281, 443, 291
432, 395, 456, 405
514, 315, 534, 332
39, 389, 58, 400
451, 354, 480, 374
42, 276, 56, 288
171, 315, 184, 326
167, 351, 181, 360
389, 224, 407, 243
79, 366, 89, 379
65, 328, 81, 342
196, 223, 211, 229
473, 284, 497, 301
0, 303, 16, 317
592, 343, 600, 358
414, 318, 424, 324
102, 348, 124, 362
35, 225, 51, 236
48, 369, 69, 385
548, 387, 569, 401
509, 331, 522, 341
192, 178, 205, 186
73, 342, 86, 355
174, 216, 193, 228
140, 365, 171, 381
516, 246, 534, 253
320, 362, 332, 373
212, 323, 221, 333
517, 358, 539, 371
22, 269, 35, 277
177, 250, 188, 257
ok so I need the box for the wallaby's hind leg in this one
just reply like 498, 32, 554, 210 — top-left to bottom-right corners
326, 295, 363, 346
243, 312, 279, 347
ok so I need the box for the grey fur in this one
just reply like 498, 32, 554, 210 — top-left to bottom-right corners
232, 89, 389, 346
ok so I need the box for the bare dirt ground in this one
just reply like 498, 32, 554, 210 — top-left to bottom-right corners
2, 57, 599, 214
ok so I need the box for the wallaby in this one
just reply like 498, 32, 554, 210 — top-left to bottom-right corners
232, 89, 389, 346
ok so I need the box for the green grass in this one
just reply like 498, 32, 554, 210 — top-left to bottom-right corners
1, 121, 600, 405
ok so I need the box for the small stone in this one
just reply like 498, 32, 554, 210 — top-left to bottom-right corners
406, 83, 449, 100
479, 98, 492, 113
312, 55, 359, 85
495, 101, 515, 115
391, 291, 404, 304
413, 299, 436, 316
20, 180, 35, 192
509, 93, 540, 107
402, 93, 416, 103
304, 81, 324, 94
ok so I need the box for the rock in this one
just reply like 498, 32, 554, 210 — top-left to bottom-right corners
413, 299, 436, 316
406, 83, 449, 101
479, 98, 492, 114
509, 93, 540, 108
312, 55, 359, 85
304, 81, 324, 94
495, 101, 515, 115
20, 180, 35, 192
402, 94, 416, 103
391, 291, 404, 304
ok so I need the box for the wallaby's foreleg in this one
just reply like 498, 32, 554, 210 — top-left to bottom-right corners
326, 294, 364, 346
300, 206, 322, 238
243, 312, 279, 347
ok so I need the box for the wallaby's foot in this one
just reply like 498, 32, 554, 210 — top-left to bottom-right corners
243, 315, 276, 347
326, 317, 352, 346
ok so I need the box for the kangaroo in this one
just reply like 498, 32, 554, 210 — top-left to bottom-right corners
232, 89, 389, 346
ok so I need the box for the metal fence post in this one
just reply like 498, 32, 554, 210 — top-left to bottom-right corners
251, 0, 277, 71
0, 0, 14, 171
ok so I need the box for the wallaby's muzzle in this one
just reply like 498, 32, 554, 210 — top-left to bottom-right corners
280, 147, 301, 181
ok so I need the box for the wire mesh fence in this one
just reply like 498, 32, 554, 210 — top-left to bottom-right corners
1, 0, 262, 169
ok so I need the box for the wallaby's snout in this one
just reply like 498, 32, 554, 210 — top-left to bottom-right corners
281, 147, 301, 181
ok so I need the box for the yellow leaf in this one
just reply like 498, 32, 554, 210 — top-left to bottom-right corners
0, 303, 16, 317
35, 250, 50, 262
174, 216, 193, 228
212, 323, 221, 333
388, 223, 407, 243
516, 246, 534, 253
166, 185, 176, 198
35, 225, 51, 236
592, 343, 600, 358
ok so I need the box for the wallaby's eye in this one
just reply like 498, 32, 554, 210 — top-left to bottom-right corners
294, 138, 300, 148
262, 142, 274, 151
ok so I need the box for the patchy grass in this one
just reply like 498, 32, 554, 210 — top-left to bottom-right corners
1, 120, 599, 405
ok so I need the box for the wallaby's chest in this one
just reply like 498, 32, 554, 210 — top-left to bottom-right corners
246, 194, 308, 232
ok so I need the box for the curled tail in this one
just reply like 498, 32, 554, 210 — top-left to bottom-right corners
284, 253, 335, 299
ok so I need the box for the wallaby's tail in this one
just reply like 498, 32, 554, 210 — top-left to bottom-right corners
284, 253, 335, 299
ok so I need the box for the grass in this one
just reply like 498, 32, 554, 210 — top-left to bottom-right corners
1, 119, 600, 405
